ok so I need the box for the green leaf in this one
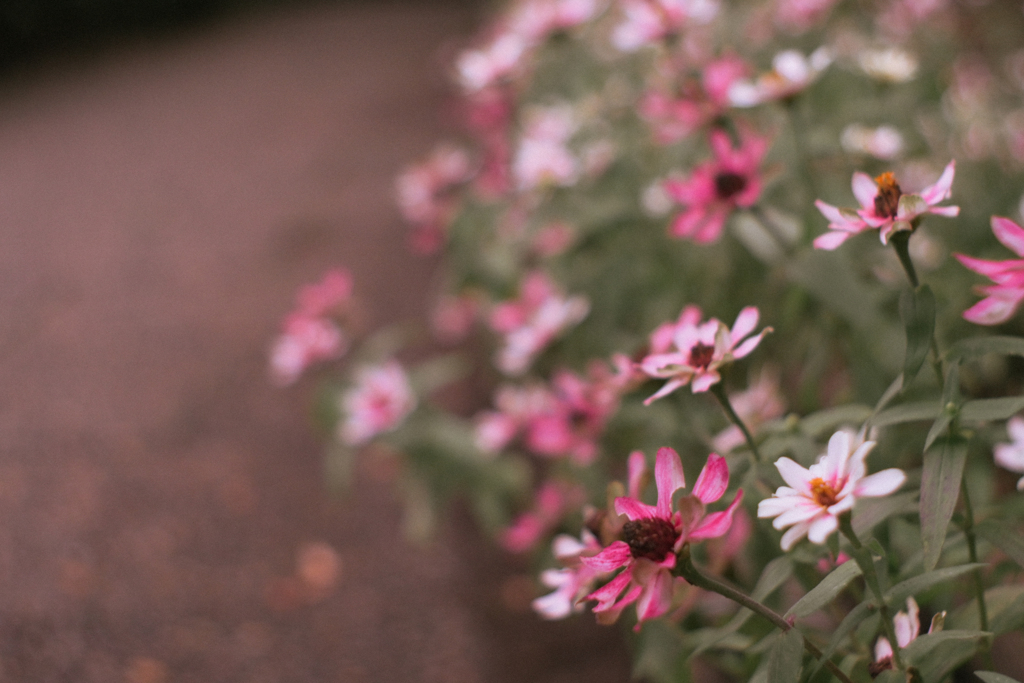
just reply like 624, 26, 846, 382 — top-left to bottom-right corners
919, 436, 969, 571
924, 363, 960, 452
810, 600, 874, 678
876, 373, 904, 409
950, 585, 1024, 635
766, 628, 804, 683
884, 563, 986, 605
900, 630, 992, 683
900, 284, 936, 384
799, 405, 873, 437
853, 492, 918, 538
870, 401, 941, 428
960, 395, 1024, 422
946, 335, 1024, 363
976, 518, 1024, 569
785, 561, 863, 619
976, 671, 1024, 683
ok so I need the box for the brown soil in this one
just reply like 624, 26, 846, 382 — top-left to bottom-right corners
0, 3, 632, 681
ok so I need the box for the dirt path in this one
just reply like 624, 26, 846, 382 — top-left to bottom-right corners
0, 3, 630, 681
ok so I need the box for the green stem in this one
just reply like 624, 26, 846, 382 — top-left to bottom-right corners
676, 548, 855, 683
890, 232, 919, 289
959, 477, 989, 632
839, 515, 905, 671
710, 382, 761, 462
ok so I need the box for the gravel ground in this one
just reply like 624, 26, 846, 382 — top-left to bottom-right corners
0, 3, 632, 681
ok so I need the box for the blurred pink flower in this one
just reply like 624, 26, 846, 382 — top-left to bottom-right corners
513, 106, 579, 191
774, 0, 838, 33
581, 448, 742, 627
711, 368, 785, 453
611, 0, 718, 52
663, 129, 769, 243
502, 481, 581, 553
490, 271, 589, 375
640, 305, 772, 403
533, 530, 606, 619
757, 430, 906, 551
813, 162, 959, 250
339, 361, 417, 446
395, 145, 473, 254
994, 415, 1024, 490
871, 598, 926, 676
727, 48, 832, 107
955, 217, 1024, 325
640, 55, 749, 143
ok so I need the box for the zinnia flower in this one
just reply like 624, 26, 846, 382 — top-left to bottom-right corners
663, 129, 769, 243
813, 161, 959, 250
757, 430, 906, 551
581, 448, 743, 627
994, 415, 1024, 490
955, 216, 1024, 325
639, 305, 772, 403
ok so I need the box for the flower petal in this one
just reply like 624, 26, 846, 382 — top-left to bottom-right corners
852, 468, 906, 497
780, 521, 811, 551
730, 307, 759, 344
806, 513, 838, 544
582, 541, 633, 571
655, 447, 686, 517
689, 489, 744, 540
628, 450, 648, 500
635, 569, 674, 623
993, 216, 1024, 257
852, 172, 878, 209
918, 160, 955, 205
692, 453, 729, 504
775, 457, 813, 495
615, 496, 658, 520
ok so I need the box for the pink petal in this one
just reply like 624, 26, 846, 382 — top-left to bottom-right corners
918, 160, 955, 205
963, 292, 1024, 325
693, 208, 729, 244
655, 447, 686, 517
692, 453, 729, 504
644, 378, 688, 405
955, 253, 1017, 279
628, 450, 648, 500
615, 496, 658, 521
635, 570, 674, 622
928, 205, 959, 217
691, 370, 721, 393
993, 216, 1024, 258
732, 328, 771, 359
820, 430, 852, 484
851, 172, 878, 209
689, 489, 744, 540
582, 541, 633, 571
586, 567, 633, 608
852, 468, 906, 497
875, 637, 894, 662
774, 457, 813, 495
730, 307, 760, 344
813, 230, 854, 250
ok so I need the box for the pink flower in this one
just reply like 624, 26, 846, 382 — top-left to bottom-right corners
396, 145, 473, 254
663, 129, 769, 243
611, 0, 719, 52
774, 0, 839, 33
339, 361, 417, 446
813, 161, 959, 250
513, 106, 579, 191
533, 530, 606, 619
296, 269, 353, 317
711, 368, 785, 453
502, 481, 582, 553
757, 430, 906, 551
640, 305, 772, 403
871, 598, 926, 676
994, 415, 1024, 490
475, 383, 552, 452
955, 217, 1024, 325
581, 448, 743, 627
727, 48, 832, 107
490, 271, 589, 375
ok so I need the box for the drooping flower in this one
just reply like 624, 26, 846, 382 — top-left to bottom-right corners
489, 271, 590, 375
757, 430, 906, 551
581, 448, 743, 627
993, 415, 1024, 490
727, 48, 832, 107
339, 361, 417, 446
270, 268, 354, 386
663, 129, 769, 243
870, 597, 929, 677
640, 305, 772, 403
813, 161, 959, 250
955, 217, 1024, 325
532, 530, 607, 619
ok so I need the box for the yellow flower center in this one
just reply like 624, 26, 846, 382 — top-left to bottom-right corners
809, 477, 840, 508
873, 172, 902, 219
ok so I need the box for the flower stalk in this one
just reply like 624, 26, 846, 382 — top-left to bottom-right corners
959, 477, 989, 632
710, 382, 762, 462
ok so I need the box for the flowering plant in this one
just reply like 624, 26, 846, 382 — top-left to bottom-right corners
273, 0, 1024, 680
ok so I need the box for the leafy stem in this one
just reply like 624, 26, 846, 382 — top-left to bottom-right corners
959, 477, 989, 632
676, 547, 855, 683
709, 382, 761, 462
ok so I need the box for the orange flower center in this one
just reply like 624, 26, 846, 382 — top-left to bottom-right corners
873, 172, 902, 219
688, 342, 716, 369
809, 477, 840, 508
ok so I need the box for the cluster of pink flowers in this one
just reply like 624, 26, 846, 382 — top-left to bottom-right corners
338, 360, 417, 446
956, 217, 1024, 325
270, 269, 354, 386
611, 0, 719, 52
757, 429, 906, 550
813, 161, 958, 250
640, 304, 772, 402
475, 361, 627, 464
582, 448, 742, 627
395, 145, 474, 254
501, 480, 584, 553
513, 106, 579, 191
663, 129, 769, 243
489, 271, 590, 375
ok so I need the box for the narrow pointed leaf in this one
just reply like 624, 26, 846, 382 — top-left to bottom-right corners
960, 395, 1024, 422
885, 563, 986, 605
900, 284, 936, 384
766, 628, 804, 683
853, 492, 918, 537
919, 436, 969, 571
924, 363, 960, 452
900, 630, 992, 683
976, 518, 1024, 569
875, 374, 904, 412
977, 672, 1023, 683
785, 561, 862, 619
950, 585, 1024, 635
946, 335, 1024, 363
800, 405, 873, 437
871, 401, 941, 428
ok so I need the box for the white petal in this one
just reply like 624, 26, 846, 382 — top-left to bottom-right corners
853, 469, 906, 497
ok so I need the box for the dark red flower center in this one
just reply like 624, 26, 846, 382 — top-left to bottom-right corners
809, 477, 840, 507
873, 172, 902, 218
688, 342, 716, 370
715, 172, 747, 200
622, 517, 679, 561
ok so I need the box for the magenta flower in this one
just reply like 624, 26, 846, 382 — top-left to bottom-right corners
339, 361, 417, 446
813, 161, 959, 250
663, 129, 769, 243
757, 430, 906, 551
581, 448, 743, 627
639, 305, 772, 403
955, 217, 1024, 325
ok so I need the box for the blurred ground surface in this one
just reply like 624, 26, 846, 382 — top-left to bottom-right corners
0, 3, 632, 681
